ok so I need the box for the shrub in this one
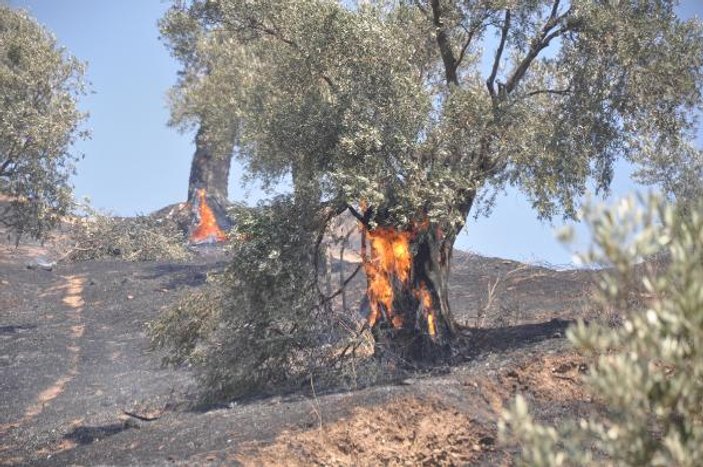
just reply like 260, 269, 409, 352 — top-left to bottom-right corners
147, 283, 223, 366
500, 195, 703, 466
66, 209, 191, 262
149, 196, 356, 401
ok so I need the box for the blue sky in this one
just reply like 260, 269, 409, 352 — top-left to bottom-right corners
8, 0, 703, 266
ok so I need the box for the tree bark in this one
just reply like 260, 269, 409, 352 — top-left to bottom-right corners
187, 125, 234, 204
362, 220, 464, 364
356, 187, 476, 364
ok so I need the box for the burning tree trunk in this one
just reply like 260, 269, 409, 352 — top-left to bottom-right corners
360, 218, 458, 363
190, 188, 229, 244
188, 125, 233, 205
187, 125, 234, 244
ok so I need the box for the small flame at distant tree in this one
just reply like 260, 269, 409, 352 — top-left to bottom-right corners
190, 189, 227, 244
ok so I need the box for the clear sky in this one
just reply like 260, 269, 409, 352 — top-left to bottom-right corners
7, 0, 703, 266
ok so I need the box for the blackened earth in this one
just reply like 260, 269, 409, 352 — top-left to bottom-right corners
1, 241, 599, 466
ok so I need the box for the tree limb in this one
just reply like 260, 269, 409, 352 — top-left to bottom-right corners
0, 158, 14, 178
345, 203, 372, 228
222, 15, 338, 93
525, 87, 572, 97
503, 7, 573, 96
549, 0, 562, 22
486, 9, 511, 102
413, 0, 428, 15
455, 13, 487, 71
321, 263, 362, 304
430, 0, 459, 86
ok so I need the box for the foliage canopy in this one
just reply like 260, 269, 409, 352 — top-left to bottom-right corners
0, 5, 88, 240
162, 0, 703, 228
156, 0, 703, 373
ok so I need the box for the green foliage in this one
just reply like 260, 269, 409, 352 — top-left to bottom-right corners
148, 283, 222, 366
0, 5, 88, 240
633, 142, 703, 213
160, 0, 703, 373
501, 195, 703, 466
67, 208, 191, 262
162, 0, 703, 229
149, 197, 354, 400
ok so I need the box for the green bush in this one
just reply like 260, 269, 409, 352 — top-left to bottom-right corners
147, 283, 223, 367
148, 196, 357, 401
500, 195, 703, 466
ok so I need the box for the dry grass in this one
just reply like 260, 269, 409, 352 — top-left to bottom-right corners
65, 213, 191, 262
236, 397, 493, 466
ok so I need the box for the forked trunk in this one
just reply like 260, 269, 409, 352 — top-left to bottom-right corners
361, 220, 457, 364
187, 125, 233, 205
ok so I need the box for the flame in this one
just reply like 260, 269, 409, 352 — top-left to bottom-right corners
416, 282, 437, 337
190, 189, 227, 243
359, 214, 437, 337
427, 314, 436, 337
362, 226, 413, 328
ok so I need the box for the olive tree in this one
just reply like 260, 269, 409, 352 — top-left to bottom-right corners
161, 0, 703, 360
501, 195, 703, 466
0, 5, 88, 240
160, 6, 235, 205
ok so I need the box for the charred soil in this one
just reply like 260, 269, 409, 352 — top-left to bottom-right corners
1, 234, 599, 466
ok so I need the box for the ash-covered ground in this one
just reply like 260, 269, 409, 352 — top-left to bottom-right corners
1, 230, 599, 466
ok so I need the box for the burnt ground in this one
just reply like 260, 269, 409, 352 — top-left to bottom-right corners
0, 239, 600, 466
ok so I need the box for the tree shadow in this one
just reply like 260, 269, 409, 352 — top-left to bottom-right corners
182, 318, 575, 413
458, 318, 572, 360
0, 324, 37, 335
136, 261, 227, 289
63, 423, 130, 445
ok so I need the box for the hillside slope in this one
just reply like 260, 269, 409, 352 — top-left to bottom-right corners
1, 234, 596, 466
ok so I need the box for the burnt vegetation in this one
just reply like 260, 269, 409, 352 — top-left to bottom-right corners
64, 211, 192, 263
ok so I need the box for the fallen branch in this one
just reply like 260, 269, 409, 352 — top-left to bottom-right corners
122, 409, 161, 422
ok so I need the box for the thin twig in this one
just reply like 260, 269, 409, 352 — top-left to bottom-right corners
308, 375, 323, 430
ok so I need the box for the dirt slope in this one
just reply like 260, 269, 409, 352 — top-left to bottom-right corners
1, 239, 597, 466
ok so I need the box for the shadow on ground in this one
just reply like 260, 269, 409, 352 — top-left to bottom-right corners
64, 424, 131, 445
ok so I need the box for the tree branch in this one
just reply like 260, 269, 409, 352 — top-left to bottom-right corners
223, 15, 338, 93
0, 158, 14, 178
345, 203, 373, 228
525, 86, 572, 97
549, 0, 562, 22
430, 0, 459, 86
486, 9, 511, 102
503, 7, 573, 96
413, 0, 428, 15
455, 13, 487, 71
321, 263, 362, 304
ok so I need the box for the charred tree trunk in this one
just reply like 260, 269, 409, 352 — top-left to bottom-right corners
366, 227, 456, 364
188, 125, 233, 205
360, 197, 474, 365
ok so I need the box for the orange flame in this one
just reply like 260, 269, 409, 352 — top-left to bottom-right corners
190, 189, 227, 243
362, 226, 414, 328
416, 282, 437, 337
359, 213, 437, 337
